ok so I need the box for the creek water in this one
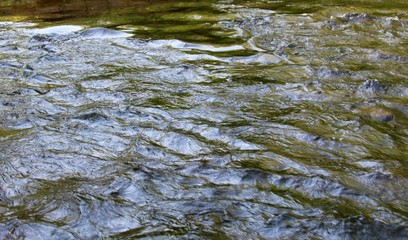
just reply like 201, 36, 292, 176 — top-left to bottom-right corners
0, 0, 407, 239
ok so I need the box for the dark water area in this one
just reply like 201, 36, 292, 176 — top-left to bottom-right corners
0, 0, 152, 21
0, 0, 408, 239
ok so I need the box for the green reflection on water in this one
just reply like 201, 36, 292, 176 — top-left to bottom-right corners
0, 0, 407, 238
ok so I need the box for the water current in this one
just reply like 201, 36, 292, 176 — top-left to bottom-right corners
0, 0, 407, 239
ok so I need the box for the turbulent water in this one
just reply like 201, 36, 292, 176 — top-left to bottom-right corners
0, 0, 407, 239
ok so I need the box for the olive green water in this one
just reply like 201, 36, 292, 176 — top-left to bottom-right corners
0, 0, 407, 239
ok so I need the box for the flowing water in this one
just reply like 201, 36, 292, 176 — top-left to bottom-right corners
0, 0, 408, 239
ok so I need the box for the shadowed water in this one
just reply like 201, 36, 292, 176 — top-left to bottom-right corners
0, 0, 407, 239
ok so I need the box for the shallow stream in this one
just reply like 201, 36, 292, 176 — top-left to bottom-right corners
0, 0, 407, 239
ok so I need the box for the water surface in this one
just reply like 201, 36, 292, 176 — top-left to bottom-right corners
0, 0, 407, 239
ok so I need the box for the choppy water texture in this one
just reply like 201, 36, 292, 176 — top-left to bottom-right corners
0, 0, 408, 239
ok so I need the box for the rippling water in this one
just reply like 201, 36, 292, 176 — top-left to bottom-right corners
0, 0, 407, 239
